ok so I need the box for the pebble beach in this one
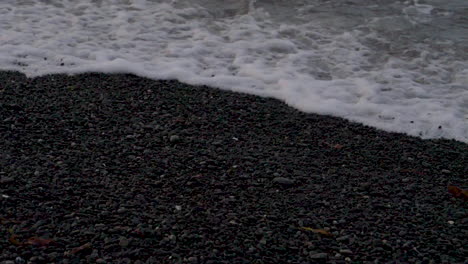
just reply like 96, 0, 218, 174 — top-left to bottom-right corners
0, 71, 466, 263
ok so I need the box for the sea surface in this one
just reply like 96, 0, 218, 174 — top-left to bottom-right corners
1, 0, 467, 142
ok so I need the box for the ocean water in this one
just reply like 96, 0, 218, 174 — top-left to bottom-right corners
1, 0, 467, 142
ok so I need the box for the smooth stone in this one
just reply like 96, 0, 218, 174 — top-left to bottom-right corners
170, 135, 181, 142
119, 237, 130, 247
339, 249, 353, 255
89, 249, 99, 259
47, 253, 58, 261
337, 235, 350, 242
0, 177, 14, 184
117, 208, 127, 214
309, 253, 328, 259
272, 177, 295, 186
14, 257, 25, 264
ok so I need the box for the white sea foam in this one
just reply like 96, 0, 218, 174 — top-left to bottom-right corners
0, 0, 467, 142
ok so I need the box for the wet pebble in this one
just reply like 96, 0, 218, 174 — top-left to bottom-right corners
336, 235, 350, 242
119, 237, 130, 248
339, 249, 353, 255
272, 177, 295, 186
14, 257, 25, 264
170, 135, 181, 143
309, 252, 328, 259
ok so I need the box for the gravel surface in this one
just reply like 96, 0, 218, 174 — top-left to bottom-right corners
0, 71, 467, 264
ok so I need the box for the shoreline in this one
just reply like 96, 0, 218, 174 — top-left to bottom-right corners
0, 71, 466, 263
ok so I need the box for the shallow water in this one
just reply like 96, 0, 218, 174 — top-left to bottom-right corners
1, 0, 467, 142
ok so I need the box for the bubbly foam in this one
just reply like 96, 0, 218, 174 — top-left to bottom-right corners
1, 0, 467, 142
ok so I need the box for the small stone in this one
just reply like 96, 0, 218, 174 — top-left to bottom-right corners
309, 253, 328, 259
15, 257, 25, 264
117, 208, 127, 214
119, 237, 130, 247
447, 220, 454, 225
100, 210, 110, 216
441, 169, 451, 174
360, 182, 371, 189
212, 140, 222, 146
336, 235, 350, 242
272, 177, 295, 186
187, 257, 197, 263
0, 177, 14, 184
402, 241, 412, 248
421, 162, 431, 167
47, 253, 58, 261
120, 258, 131, 264
28, 256, 45, 263
89, 249, 99, 259
170, 135, 180, 143
339, 249, 353, 255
